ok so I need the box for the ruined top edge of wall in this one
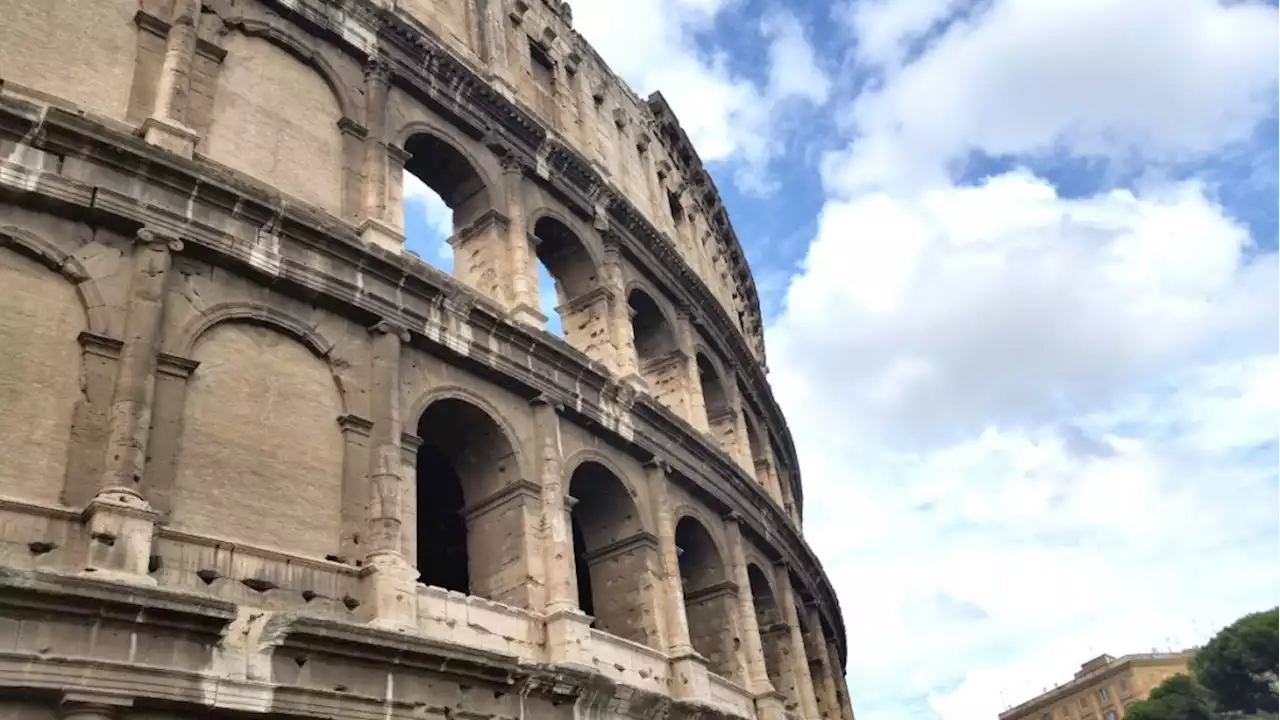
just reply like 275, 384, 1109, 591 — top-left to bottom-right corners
509, 0, 766, 359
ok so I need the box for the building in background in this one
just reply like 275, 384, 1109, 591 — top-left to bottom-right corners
1000, 652, 1194, 720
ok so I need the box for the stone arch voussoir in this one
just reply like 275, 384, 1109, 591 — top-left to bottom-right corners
227, 16, 358, 122
0, 225, 108, 335
408, 385, 528, 482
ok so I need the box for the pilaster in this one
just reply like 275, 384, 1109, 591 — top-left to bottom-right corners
722, 513, 776, 697
532, 395, 574, 613
805, 604, 843, 719
675, 308, 707, 430
602, 234, 641, 383
650, 460, 716, 703
142, 0, 201, 156
83, 228, 179, 584
500, 152, 542, 325
827, 639, 857, 720
775, 565, 822, 720
59, 691, 133, 720
357, 55, 405, 252
357, 319, 420, 630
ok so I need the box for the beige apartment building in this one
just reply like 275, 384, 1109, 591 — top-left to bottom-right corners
1000, 652, 1194, 720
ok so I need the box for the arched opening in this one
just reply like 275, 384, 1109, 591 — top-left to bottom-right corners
697, 353, 729, 418
676, 516, 738, 679
628, 288, 677, 366
415, 397, 532, 606
401, 132, 492, 273
749, 564, 789, 697
568, 461, 661, 648
532, 216, 599, 341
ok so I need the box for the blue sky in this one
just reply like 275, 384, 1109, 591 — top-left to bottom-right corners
404, 1, 1279, 718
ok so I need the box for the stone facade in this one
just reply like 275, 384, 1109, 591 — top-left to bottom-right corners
1001, 653, 1194, 720
0, 1, 850, 718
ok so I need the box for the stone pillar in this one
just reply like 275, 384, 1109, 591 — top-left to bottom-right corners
601, 236, 640, 382
723, 514, 786, 720
83, 229, 179, 583
754, 453, 785, 509
776, 566, 822, 720
357, 55, 405, 252
805, 604, 843, 718
827, 639, 856, 720
532, 395, 574, 613
730, 389, 754, 474
357, 320, 419, 630
675, 309, 708, 431
142, 0, 201, 156
650, 460, 713, 702
499, 154, 543, 325
480, 0, 514, 91
545, 481, 594, 668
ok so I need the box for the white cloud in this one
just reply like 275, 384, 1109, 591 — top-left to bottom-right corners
826, 0, 1280, 194
765, 2, 1279, 717
569, 0, 830, 192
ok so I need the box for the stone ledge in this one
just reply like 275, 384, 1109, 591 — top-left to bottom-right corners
0, 566, 237, 631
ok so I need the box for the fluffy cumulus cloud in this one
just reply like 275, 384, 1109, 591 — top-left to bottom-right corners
762, 0, 1279, 719
570, 0, 830, 192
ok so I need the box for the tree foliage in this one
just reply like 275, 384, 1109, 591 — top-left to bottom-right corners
1125, 674, 1216, 720
1192, 607, 1279, 715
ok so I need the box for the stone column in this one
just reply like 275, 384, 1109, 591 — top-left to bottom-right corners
650, 460, 713, 702
675, 308, 708, 431
358, 320, 419, 630
723, 514, 786, 720
357, 55, 405, 252
805, 604, 843, 718
776, 565, 822, 720
827, 639, 857, 720
142, 0, 201, 155
500, 154, 544, 326
601, 235, 640, 382
730, 388, 754, 473
754, 453, 785, 509
480, 0, 514, 91
532, 395, 574, 612
83, 228, 179, 583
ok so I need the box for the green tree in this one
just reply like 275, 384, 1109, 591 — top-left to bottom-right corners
1192, 607, 1279, 715
1124, 674, 1215, 720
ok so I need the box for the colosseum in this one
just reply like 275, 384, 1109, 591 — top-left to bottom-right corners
0, 1, 853, 719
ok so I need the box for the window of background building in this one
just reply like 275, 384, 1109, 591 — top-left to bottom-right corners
1104, 712, 1117, 720
1098, 687, 1110, 703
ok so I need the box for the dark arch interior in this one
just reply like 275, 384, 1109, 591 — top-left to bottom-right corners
676, 516, 735, 677
743, 405, 765, 461
533, 216, 597, 307
403, 132, 491, 231
628, 289, 676, 364
749, 563, 786, 689
415, 398, 516, 600
568, 462, 655, 646
697, 353, 729, 417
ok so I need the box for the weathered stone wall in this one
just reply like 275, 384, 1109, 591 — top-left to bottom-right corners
0, 0, 849, 718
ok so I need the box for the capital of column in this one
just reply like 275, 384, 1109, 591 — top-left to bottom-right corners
363, 53, 393, 86
370, 318, 411, 343
134, 227, 183, 253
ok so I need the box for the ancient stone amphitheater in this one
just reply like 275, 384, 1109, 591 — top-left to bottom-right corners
0, 1, 853, 719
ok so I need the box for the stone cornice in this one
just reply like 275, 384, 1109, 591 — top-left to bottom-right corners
0, 89, 844, 663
